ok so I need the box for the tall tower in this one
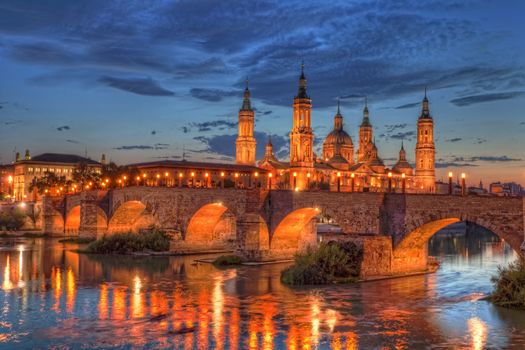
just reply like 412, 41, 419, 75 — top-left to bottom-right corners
415, 88, 436, 192
357, 97, 373, 162
235, 80, 256, 165
289, 63, 314, 189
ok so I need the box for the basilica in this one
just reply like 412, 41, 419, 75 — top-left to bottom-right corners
236, 65, 436, 193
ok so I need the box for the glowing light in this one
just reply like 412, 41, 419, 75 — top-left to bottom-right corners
220, 172, 225, 177
136, 176, 140, 181
254, 172, 258, 177
234, 173, 239, 178
164, 172, 169, 177
205, 172, 209, 177
468, 317, 487, 350
156, 174, 160, 179
191, 172, 195, 177
351, 173, 355, 178
293, 172, 297, 177
294, 187, 299, 192
337, 172, 341, 177
123, 175, 127, 180
448, 171, 453, 178
307, 172, 311, 178
179, 173, 183, 178
462, 172, 466, 179
388, 172, 392, 178
142, 173, 147, 178
19, 202, 26, 209
105, 178, 109, 183
268, 173, 273, 178
402, 173, 406, 179
7, 175, 13, 183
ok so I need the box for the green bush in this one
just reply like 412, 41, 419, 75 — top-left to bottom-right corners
212, 255, 244, 267
59, 237, 96, 244
281, 242, 362, 285
489, 259, 525, 309
85, 229, 171, 254
0, 209, 27, 231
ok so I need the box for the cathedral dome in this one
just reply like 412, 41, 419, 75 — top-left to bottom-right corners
324, 129, 353, 147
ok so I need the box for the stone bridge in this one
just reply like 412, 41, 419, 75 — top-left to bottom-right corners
42, 187, 525, 277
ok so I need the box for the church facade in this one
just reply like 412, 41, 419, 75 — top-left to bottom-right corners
236, 65, 436, 193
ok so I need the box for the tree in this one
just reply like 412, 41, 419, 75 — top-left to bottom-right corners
29, 171, 68, 195
72, 162, 101, 188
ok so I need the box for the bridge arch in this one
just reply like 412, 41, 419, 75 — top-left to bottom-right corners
270, 207, 319, 257
185, 203, 236, 247
65, 205, 81, 235
108, 200, 155, 234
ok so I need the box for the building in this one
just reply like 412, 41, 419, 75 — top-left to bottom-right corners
0, 164, 14, 200
130, 160, 267, 189
490, 182, 524, 197
12, 151, 102, 201
254, 64, 436, 193
235, 80, 257, 166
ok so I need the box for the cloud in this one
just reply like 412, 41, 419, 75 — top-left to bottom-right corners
151, 130, 157, 135
390, 131, 415, 140
451, 155, 521, 163
450, 91, 525, 107
435, 162, 478, 168
183, 120, 237, 133
446, 138, 462, 142
394, 102, 420, 109
384, 124, 408, 132
66, 139, 80, 144
114, 144, 168, 150
57, 125, 70, 131
190, 88, 240, 102
98, 76, 175, 96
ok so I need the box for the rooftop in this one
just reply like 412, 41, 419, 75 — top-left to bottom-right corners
129, 160, 267, 172
18, 153, 101, 165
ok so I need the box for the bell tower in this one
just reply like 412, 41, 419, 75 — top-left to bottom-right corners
289, 62, 314, 189
415, 88, 436, 192
235, 80, 256, 165
357, 97, 373, 162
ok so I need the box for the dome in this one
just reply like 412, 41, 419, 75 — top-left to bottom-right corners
323, 129, 353, 147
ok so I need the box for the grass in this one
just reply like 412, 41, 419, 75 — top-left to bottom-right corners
489, 259, 525, 309
212, 255, 244, 267
281, 242, 363, 285
59, 237, 96, 244
84, 229, 171, 254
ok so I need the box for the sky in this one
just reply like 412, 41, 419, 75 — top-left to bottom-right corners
0, 0, 524, 184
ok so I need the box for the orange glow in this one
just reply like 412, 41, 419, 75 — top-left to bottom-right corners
205, 172, 209, 177
351, 173, 355, 178
179, 172, 183, 177
307, 172, 311, 178
142, 173, 147, 178
254, 171, 259, 177
7, 175, 12, 183
123, 175, 127, 180
448, 171, 453, 178
156, 174, 160, 179
53, 267, 61, 312
105, 178, 109, 183
99, 284, 108, 320
191, 172, 195, 177
136, 176, 140, 181
66, 267, 76, 313
220, 172, 225, 177
337, 172, 341, 177
165, 172, 169, 177
2, 255, 12, 290
268, 173, 273, 178
293, 172, 297, 177
462, 172, 466, 179
234, 173, 239, 178
402, 173, 406, 179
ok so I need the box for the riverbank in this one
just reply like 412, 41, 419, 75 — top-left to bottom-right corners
489, 259, 525, 309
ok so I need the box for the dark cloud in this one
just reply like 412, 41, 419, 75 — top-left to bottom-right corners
57, 125, 70, 131
446, 138, 462, 142
66, 139, 80, 144
450, 91, 525, 107
114, 144, 168, 150
390, 131, 415, 140
98, 76, 175, 97
394, 102, 419, 109
183, 120, 237, 133
190, 88, 240, 102
452, 155, 521, 163
151, 130, 157, 135
384, 124, 408, 132
435, 162, 478, 168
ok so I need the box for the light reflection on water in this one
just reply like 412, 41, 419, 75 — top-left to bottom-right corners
0, 231, 523, 349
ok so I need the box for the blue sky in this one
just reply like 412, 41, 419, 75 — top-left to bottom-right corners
0, 0, 524, 184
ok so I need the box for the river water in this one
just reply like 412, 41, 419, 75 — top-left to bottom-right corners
0, 229, 524, 349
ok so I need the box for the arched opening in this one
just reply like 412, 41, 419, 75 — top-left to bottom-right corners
65, 206, 81, 235
45, 209, 65, 236
393, 218, 523, 274
185, 203, 236, 249
108, 201, 153, 234
271, 208, 319, 257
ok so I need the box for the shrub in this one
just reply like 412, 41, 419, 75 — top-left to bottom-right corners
281, 242, 362, 285
0, 209, 27, 231
489, 259, 525, 309
212, 255, 244, 267
59, 237, 96, 244
85, 229, 171, 254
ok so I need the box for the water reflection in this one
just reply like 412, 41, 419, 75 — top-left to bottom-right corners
0, 232, 523, 349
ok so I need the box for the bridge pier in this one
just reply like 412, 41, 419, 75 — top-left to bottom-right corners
79, 191, 108, 239
42, 196, 65, 236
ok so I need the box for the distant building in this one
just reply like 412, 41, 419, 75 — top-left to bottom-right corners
13, 151, 102, 201
490, 182, 524, 197
0, 164, 14, 200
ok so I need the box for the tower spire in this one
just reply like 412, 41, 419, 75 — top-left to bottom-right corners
420, 87, 430, 118
295, 61, 309, 99
336, 98, 341, 115
241, 78, 252, 111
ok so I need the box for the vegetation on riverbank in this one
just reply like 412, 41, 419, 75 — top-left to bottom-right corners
212, 255, 244, 267
281, 241, 363, 285
489, 259, 525, 309
59, 237, 96, 244
0, 209, 26, 231
84, 230, 171, 254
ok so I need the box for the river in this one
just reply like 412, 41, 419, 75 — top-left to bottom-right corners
0, 228, 524, 349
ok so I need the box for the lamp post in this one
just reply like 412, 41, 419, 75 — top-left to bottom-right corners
191, 172, 195, 188
461, 173, 466, 196
388, 172, 393, 193
234, 173, 239, 188
205, 172, 209, 188
178, 172, 183, 187
268, 173, 273, 190
351, 173, 355, 192
220, 172, 225, 189
448, 172, 453, 195
123, 175, 127, 187
306, 172, 311, 190
254, 171, 259, 188
401, 173, 406, 193
136, 176, 141, 186
142, 173, 147, 186
293, 172, 297, 190
164, 172, 169, 187
337, 172, 341, 192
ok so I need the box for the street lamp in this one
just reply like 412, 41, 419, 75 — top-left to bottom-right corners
337, 172, 341, 192
191, 172, 195, 188
204, 172, 209, 188
293, 172, 297, 190
268, 173, 273, 190
234, 172, 239, 188
461, 173, 466, 196
448, 172, 453, 195
401, 173, 406, 193
306, 172, 311, 190
254, 171, 259, 188
220, 171, 225, 189
178, 172, 183, 187
388, 172, 393, 193
351, 173, 355, 192
136, 176, 141, 186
